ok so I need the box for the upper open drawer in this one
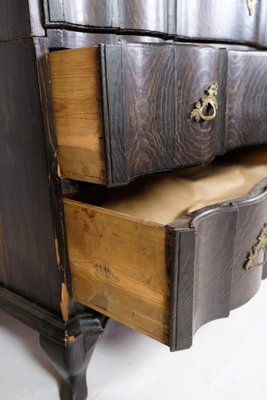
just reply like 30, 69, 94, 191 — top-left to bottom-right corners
49, 43, 267, 186
49, 43, 220, 186
64, 146, 267, 350
44, 0, 267, 47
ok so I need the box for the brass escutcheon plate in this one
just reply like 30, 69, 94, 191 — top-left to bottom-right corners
190, 83, 218, 122
247, 0, 257, 16
244, 223, 267, 271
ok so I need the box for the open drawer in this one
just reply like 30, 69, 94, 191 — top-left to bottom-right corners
63, 147, 267, 351
49, 43, 267, 187
49, 43, 220, 186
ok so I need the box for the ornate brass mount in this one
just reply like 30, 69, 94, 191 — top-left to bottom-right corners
244, 224, 267, 271
247, 0, 257, 16
190, 83, 218, 122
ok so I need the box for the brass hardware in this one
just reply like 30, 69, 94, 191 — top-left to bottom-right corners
244, 224, 267, 271
247, 0, 257, 16
190, 83, 218, 122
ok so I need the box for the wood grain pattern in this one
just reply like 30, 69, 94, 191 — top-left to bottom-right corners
109, 44, 175, 182
225, 51, 267, 151
119, 0, 168, 32
49, 47, 106, 184
176, 0, 260, 44
65, 175, 267, 350
50, 44, 267, 186
169, 208, 238, 350
47, 30, 165, 50
168, 228, 196, 351
0, 38, 62, 314
169, 180, 267, 350
64, 199, 169, 344
47, 29, 115, 49
0, 0, 44, 41
44, 0, 64, 22
172, 206, 237, 350
104, 43, 220, 185
230, 189, 267, 309
174, 45, 219, 165
45, 0, 267, 47
36, 37, 85, 319
63, 0, 116, 27
0, 0, 31, 41
192, 209, 237, 334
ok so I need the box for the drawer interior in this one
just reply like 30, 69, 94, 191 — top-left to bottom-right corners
64, 146, 267, 346
49, 47, 106, 185
74, 146, 267, 224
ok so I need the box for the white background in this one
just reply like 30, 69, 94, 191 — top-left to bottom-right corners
0, 279, 267, 400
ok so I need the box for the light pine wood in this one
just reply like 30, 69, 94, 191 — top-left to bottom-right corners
49, 47, 106, 184
64, 199, 169, 344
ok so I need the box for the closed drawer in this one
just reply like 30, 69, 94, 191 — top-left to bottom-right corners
49, 43, 267, 186
176, 0, 267, 47
45, 0, 170, 33
45, 0, 267, 47
64, 147, 267, 350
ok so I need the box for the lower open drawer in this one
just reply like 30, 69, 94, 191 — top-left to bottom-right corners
63, 147, 267, 351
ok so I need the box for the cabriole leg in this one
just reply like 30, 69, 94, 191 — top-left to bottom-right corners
40, 328, 101, 400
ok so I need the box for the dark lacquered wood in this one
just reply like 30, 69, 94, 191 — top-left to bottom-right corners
103, 44, 175, 184
0, 286, 105, 400
101, 43, 219, 185
45, 0, 267, 47
176, 0, 261, 44
230, 182, 267, 309
49, 42, 267, 186
36, 37, 90, 320
64, 0, 116, 27
169, 179, 267, 351
225, 51, 267, 151
28, 0, 46, 37
0, 0, 44, 42
40, 331, 101, 400
119, 0, 169, 32
0, 0, 31, 41
47, 30, 165, 49
44, 0, 64, 22
46, 0, 170, 33
0, 286, 105, 344
174, 46, 219, 166
47, 29, 115, 48
0, 38, 62, 314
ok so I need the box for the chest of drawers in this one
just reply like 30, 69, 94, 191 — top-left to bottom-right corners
0, 1, 267, 399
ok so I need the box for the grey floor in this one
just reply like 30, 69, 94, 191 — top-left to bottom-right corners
0, 279, 267, 400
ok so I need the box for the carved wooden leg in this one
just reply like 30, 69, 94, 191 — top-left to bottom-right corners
40, 329, 101, 400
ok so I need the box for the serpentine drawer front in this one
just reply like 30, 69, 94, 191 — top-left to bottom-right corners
49, 43, 267, 186
44, 0, 267, 47
63, 148, 267, 351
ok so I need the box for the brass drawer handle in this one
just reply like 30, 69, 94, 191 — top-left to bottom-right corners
247, 0, 257, 16
244, 224, 267, 271
190, 83, 218, 122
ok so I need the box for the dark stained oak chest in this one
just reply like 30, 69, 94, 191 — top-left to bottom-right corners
0, 1, 267, 399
